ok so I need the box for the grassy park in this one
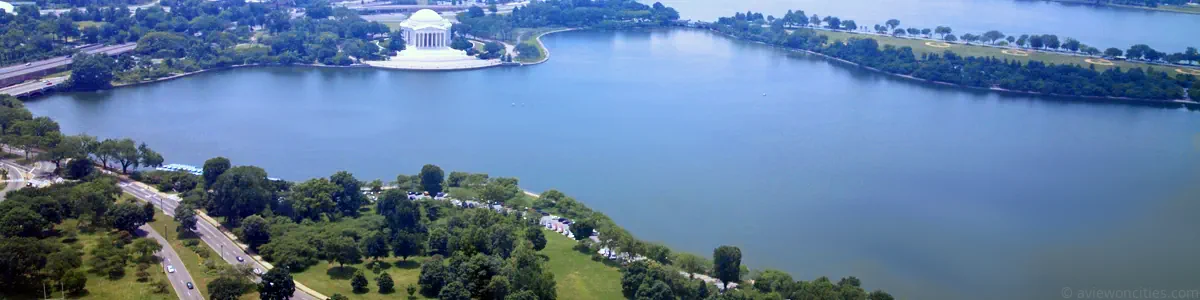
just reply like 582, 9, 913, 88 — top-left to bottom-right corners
539, 229, 623, 300
53, 220, 177, 300
816, 30, 1198, 73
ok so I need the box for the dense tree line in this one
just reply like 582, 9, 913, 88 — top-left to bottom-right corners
1, 95, 164, 172
1069, 0, 1195, 8
0, 174, 163, 297
710, 12, 1198, 100
454, 0, 679, 41
2, 0, 403, 88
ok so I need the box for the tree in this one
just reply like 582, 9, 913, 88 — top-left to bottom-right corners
486, 275, 510, 300
515, 43, 540, 60
884, 19, 899, 31
67, 53, 115, 91
982, 30, 1004, 44
208, 166, 271, 224
329, 235, 361, 267
330, 171, 366, 217
209, 275, 250, 300
362, 231, 390, 261
377, 272, 395, 294
259, 267, 296, 300
108, 201, 149, 233
868, 290, 896, 300
64, 156, 96, 179
41, 134, 93, 168
129, 238, 162, 263
934, 26, 951, 40
306, 1, 333, 19
1029, 35, 1044, 48
138, 143, 164, 169
392, 231, 425, 261
351, 270, 369, 293
287, 178, 339, 221
61, 269, 88, 295
1043, 34, 1060, 50
569, 218, 595, 241
239, 215, 271, 251
113, 138, 140, 174
329, 294, 349, 300
1190, 80, 1200, 101
202, 157, 231, 187
419, 164, 445, 195
419, 256, 448, 296
636, 280, 674, 300
809, 14, 820, 27
1, 206, 48, 237
525, 227, 546, 251
439, 281, 470, 300
921, 28, 931, 37
1016, 34, 1029, 48
45, 247, 83, 280
841, 20, 857, 31
506, 291, 536, 300
174, 204, 197, 234
1063, 38, 1081, 52
713, 245, 742, 288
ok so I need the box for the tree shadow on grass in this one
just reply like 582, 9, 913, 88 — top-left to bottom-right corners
327, 266, 359, 280
392, 260, 420, 269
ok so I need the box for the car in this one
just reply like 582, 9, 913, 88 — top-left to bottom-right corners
236, 256, 244, 262
45, 81, 52, 86
166, 265, 175, 273
253, 268, 261, 275
186, 282, 194, 289
24, 62, 30, 66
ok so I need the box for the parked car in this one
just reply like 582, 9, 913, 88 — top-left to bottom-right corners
253, 268, 261, 275
186, 282, 194, 289
166, 265, 175, 273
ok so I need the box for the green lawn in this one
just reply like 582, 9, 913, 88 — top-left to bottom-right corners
293, 256, 428, 299
57, 220, 177, 300
513, 28, 562, 63
75, 21, 106, 29
291, 229, 622, 300
815, 30, 1198, 73
540, 229, 623, 300
381, 21, 403, 31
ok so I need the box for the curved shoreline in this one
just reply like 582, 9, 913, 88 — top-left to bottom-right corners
53, 27, 1196, 109
701, 28, 1198, 108
521, 28, 578, 65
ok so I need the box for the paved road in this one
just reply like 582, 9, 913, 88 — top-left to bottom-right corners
142, 224, 204, 300
0, 76, 67, 97
121, 181, 317, 300
0, 160, 31, 200
0, 43, 136, 87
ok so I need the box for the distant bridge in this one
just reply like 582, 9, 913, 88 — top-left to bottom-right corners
0, 76, 67, 98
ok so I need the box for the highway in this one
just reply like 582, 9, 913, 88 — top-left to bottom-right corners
0, 43, 136, 87
142, 224, 204, 300
122, 181, 318, 300
0, 76, 68, 97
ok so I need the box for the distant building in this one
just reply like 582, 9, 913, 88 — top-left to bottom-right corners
0, 1, 15, 15
400, 9, 452, 50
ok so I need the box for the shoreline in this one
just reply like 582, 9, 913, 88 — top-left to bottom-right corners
700, 27, 1198, 108
520, 28, 578, 65
1042, 0, 1200, 15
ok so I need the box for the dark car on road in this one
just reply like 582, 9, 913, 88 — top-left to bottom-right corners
186, 282, 194, 289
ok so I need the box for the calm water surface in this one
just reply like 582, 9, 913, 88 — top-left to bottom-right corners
26, 29, 1200, 299
654, 0, 1200, 51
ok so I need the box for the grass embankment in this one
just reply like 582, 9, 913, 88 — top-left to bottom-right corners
293, 257, 428, 299
815, 30, 1199, 73
75, 21, 107, 29
54, 220, 176, 300
290, 228, 622, 300
513, 27, 563, 63
540, 229, 623, 300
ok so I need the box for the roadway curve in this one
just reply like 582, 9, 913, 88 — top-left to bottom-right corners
142, 224, 204, 300
0, 160, 30, 200
122, 181, 318, 300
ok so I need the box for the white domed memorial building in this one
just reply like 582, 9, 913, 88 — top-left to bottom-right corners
401, 9, 452, 49
364, 9, 505, 70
